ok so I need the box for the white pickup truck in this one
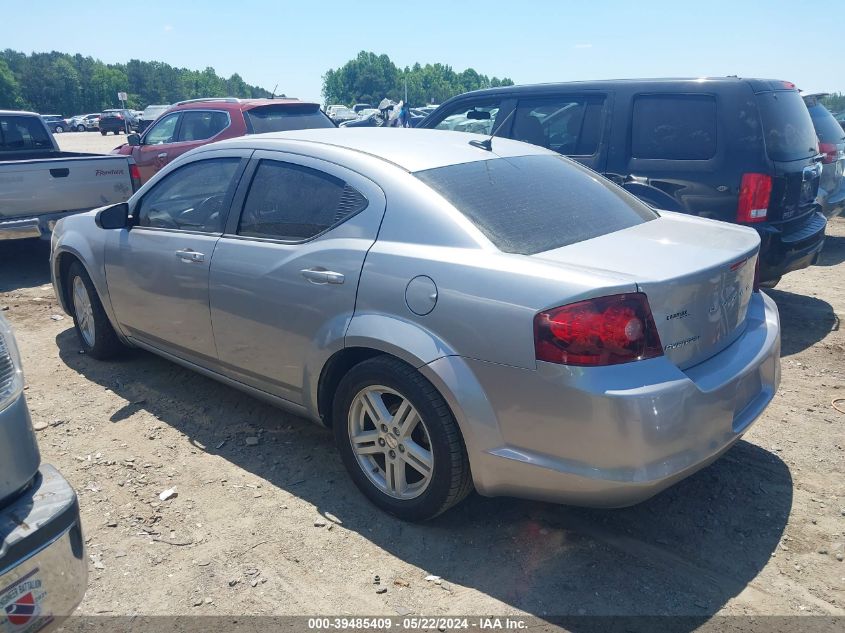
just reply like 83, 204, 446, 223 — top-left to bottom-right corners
0, 110, 139, 241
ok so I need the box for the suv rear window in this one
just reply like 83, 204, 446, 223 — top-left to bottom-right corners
245, 104, 335, 134
806, 103, 845, 144
415, 155, 657, 255
756, 91, 818, 161
0, 116, 53, 151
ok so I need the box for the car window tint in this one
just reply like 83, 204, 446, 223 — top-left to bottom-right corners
756, 91, 818, 161
137, 158, 240, 233
431, 100, 503, 136
245, 104, 335, 133
807, 104, 845, 144
0, 116, 53, 151
631, 95, 717, 160
415, 155, 657, 255
513, 96, 605, 155
178, 111, 229, 142
144, 113, 179, 145
237, 160, 368, 241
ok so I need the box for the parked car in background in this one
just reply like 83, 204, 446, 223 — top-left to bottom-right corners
0, 314, 87, 626
112, 97, 334, 184
41, 115, 68, 133
137, 104, 170, 133
68, 113, 100, 132
326, 105, 357, 125
99, 109, 139, 135
836, 112, 845, 131
52, 128, 780, 521
0, 111, 139, 241
352, 103, 374, 114
339, 110, 384, 127
420, 77, 826, 287
803, 94, 845, 219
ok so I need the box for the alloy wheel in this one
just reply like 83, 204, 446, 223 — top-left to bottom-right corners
72, 276, 95, 347
348, 385, 434, 500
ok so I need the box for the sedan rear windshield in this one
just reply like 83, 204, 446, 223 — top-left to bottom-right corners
245, 104, 335, 134
415, 154, 657, 255
807, 104, 845, 144
756, 91, 819, 161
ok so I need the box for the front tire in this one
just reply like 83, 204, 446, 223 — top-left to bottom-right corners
333, 356, 472, 521
100, 130, 107, 136
67, 261, 124, 359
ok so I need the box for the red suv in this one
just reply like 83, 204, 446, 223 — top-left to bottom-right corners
113, 98, 335, 184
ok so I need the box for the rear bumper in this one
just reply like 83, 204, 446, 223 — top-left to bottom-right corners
0, 219, 42, 241
756, 211, 826, 282
422, 292, 780, 507
0, 212, 91, 241
0, 465, 86, 631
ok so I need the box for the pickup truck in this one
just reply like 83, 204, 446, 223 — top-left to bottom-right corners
0, 314, 86, 631
0, 111, 139, 241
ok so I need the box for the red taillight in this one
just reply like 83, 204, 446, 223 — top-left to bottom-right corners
818, 142, 837, 164
737, 173, 772, 223
534, 293, 663, 366
129, 163, 141, 192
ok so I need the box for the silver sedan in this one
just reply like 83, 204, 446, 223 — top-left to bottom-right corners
50, 129, 781, 521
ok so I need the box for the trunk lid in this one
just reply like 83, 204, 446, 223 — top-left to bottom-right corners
533, 213, 760, 369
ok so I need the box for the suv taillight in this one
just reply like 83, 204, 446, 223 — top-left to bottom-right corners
737, 173, 772, 223
534, 293, 663, 366
818, 142, 838, 164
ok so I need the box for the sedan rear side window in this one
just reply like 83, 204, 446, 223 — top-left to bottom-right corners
245, 104, 335, 134
631, 95, 717, 160
137, 158, 240, 233
415, 155, 657, 255
237, 160, 368, 241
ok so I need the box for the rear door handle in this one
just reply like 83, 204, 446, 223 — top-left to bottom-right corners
50, 168, 69, 178
175, 249, 205, 263
301, 268, 345, 284
157, 152, 168, 159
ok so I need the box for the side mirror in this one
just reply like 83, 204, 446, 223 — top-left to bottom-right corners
127, 133, 141, 146
95, 202, 130, 230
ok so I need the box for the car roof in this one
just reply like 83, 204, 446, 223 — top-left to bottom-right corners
210, 128, 552, 172
440, 77, 796, 100
0, 110, 39, 116
168, 98, 317, 113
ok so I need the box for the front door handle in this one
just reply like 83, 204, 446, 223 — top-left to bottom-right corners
157, 152, 168, 159
301, 268, 345, 284
175, 249, 205, 263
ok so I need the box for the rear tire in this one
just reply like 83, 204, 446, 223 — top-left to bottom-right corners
55, 125, 63, 133
66, 261, 124, 359
100, 130, 107, 136
333, 356, 472, 521
76, 124, 85, 132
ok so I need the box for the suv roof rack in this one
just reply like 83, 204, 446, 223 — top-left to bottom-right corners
174, 97, 242, 106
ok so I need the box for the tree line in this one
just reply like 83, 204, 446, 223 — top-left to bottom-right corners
323, 51, 514, 106
0, 49, 273, 115
820, 93, 844, 114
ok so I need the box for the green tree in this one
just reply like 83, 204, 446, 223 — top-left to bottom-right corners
0, 59, 21, 109
323, 51, 514, 106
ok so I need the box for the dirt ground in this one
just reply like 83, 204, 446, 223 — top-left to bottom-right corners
0, 181, 843, 624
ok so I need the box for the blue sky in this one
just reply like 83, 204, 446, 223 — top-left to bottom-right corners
6, 0, 841, 102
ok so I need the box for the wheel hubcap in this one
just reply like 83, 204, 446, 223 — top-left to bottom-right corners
72, 276, 95, 347
348, 385, 434, 500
